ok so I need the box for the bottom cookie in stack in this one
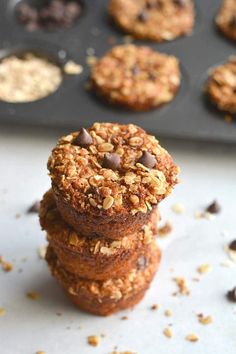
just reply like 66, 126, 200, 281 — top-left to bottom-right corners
39, 189, 159, 281
46, 242, 161, 316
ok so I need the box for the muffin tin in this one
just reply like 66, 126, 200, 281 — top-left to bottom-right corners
0, 0, 235, 143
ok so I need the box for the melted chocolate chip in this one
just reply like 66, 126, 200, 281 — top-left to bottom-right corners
227, 287, 236, 302
137, 255, 148, 270
27, 201, 40, 213
229, 240, 236, 251
138, 151, 157, 168
131, 65, 140, 76
146, 0, 160, 10
137, 10, 149, 22
74, 128, 93, 147
230, 15, 236, 28
148, 72, 157, 81
103, 153, 121, 171
174, 0, 186, 7
206, 200, 221, 214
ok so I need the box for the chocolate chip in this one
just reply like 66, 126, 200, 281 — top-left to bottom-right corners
206, 200, 221, 214
146, 0, 160, 9
27, 201, 40, 213
74, 128, 93, 147
137, 10, 149, 22
148, 72, 157, 81
137, 255, 148, 270
138, 151, 157, 168
174, 0, 186, 7
103, 153, 121, 170
229, 240, 236, 251
227, 287, 236, 302
131, 65, 140, 76
230, 15, 236, 28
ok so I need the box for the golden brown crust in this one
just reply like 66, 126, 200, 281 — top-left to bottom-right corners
46, 242, 161, 316
109, 0, 194, 42
48, 122, 179, 238
216, 0, 236, 42
91, 45, 181, 111
206, 56, 236, 114
39, 189, 159, 279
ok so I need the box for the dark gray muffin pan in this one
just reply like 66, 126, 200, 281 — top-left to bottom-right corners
0, 0, 235, 143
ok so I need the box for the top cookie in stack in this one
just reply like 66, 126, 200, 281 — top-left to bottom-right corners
48, 122, 179, 240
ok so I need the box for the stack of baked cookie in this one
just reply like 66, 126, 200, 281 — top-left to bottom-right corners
39, 122, 179, 315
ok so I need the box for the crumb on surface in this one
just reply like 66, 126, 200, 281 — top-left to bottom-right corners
87, 335, 100, 347
171, 203, 185, 214
173, 277, 190, 295
26, 291, 40, 300
163, 326, 173, 338
197, 314, 213, 325
158, 221, 172, 237
151, 303, 160, 310
164, 309, 173, 317
0, 308, 6, 316
185, 333, 199, 342
64, 61, 83, 75
197, 264, 212, 274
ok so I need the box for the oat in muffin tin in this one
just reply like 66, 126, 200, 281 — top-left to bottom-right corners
216, 0, 236, 42
206, 56, 236, 114
91, 45, 181, 111
109, 0, 194, 42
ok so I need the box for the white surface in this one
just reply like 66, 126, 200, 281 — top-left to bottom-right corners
0, 125, 236, 354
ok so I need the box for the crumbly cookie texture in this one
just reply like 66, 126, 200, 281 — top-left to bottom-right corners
46, 241, 160, 302
109, 0, 194, 42
40, 189, 156, 255
91, 45, 181, 111
206, 56, 236, 114
48, 123, 179, 216
216, 0, 236, 41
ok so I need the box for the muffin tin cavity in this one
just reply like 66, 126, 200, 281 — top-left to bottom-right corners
0, 0, 235, 143
15, 0, 83, 32
0, 47, 64, 103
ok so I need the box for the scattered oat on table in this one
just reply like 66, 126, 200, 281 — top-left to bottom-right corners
171, 203, 185, 214
158, 221, 173, 237
197, 264, 212, 275
0, 308, 6, 316
26, 291, 40, 300
185, 333, 199, 342
87, 335, 100, 347
163, 326, 173, 338
173, 277, 190, 295
164, 309, 173, 317
197, 314, 213, 325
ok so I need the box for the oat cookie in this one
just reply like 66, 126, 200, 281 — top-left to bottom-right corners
216, 0, 236, 41
109, 0, 194, 42
91, 45, 181, 111
48, 122, 179, 239
39, 189, 159, 280
46, 242, 161, 316
206, 56, 236, 114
